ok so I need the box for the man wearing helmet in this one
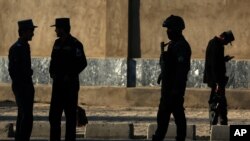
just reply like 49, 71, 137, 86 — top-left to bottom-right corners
153, 15, 192, 141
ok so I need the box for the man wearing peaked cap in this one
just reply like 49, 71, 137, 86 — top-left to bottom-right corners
49, 18, 87, 141
204, 30, 235, 127
8, 19, 37, 141
18, 19, 38, 30
50, 18, 70, 27
152, 15, 191, 141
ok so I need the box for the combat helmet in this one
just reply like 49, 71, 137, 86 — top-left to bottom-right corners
162, 15, 185, 31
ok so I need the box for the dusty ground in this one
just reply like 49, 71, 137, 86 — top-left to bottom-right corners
0, 101, 250, 140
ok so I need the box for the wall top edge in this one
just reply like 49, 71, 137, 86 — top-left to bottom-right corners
1, 56, 250, 61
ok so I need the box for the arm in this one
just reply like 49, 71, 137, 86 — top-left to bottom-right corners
75, 42, 87, 74
8, 47, 21, 81
224, 55, 234, 62
9, 46, 32, 82
49, 42, 56, 79
173, 44, 191, 90
209, 42, 218, 85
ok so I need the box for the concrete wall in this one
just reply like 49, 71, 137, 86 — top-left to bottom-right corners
2, 84, 250, 108
1, 1, 250, 108
1, 0, 250, 59
0, 0, 128, 57
106, 0, 128, 57
140, 0, 250, 59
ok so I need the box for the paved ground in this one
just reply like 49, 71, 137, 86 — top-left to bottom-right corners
0, 139, 188, 141
0, 101, 250, 140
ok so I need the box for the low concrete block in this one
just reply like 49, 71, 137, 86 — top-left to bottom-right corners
0, 122, 13, 138
85, 123, 134, 139
2, 83, 250, 108
9, 122, 66, 138
210, 125, 229, 141
31, 122, 66, 138
147, 123, 196, 140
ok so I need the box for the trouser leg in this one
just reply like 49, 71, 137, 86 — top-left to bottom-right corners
64, 87, 78, 141
153, 96, 171, 141
219, 95, 228, 125
49, 82, 64, 141
15, 109, 21, 141
173, 96, 186, 141
13, 83, 34, 141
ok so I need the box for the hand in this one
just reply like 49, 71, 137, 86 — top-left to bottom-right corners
157, 73, 162, 85
215, 84, 224, 94
224, 55, 234, 62
160, 41, 169, 52
215, 83, 219, 93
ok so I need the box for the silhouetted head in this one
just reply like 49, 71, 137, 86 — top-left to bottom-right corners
163, 15, 185, 41
163, 15, 185, 31
51, 18, 71, 37
18, 19, 37, 41
220, 30, 235, 45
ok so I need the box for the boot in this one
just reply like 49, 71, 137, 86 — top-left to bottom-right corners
152, 135, 163, 141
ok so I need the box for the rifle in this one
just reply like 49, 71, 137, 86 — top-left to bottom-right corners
157, 41, 169, 84
209, 92, 222, 129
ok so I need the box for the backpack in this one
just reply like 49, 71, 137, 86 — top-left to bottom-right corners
77, 106, 88, 127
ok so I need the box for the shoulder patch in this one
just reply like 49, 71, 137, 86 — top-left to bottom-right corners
76, 48, 82, 57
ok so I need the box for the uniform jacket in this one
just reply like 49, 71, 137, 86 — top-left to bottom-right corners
8, 39, 33, 83
49, 35, 87, 80
203, 37, 227, 87
161, 36, 191, 90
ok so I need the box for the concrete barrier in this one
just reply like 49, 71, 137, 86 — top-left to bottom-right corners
2, 83, 250, 108
0, 122, 12, 138
32, 122, 66, 138
85, 123, 134, 139
147, 123, 196, 140
6, 122, 66, 138
210, 125, 229, 141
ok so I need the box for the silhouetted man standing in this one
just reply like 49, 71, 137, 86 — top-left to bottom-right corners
152, 15, 191, 141
8, 19, 37, 141
49, 18, 87, 141
203, 30, 235, 126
